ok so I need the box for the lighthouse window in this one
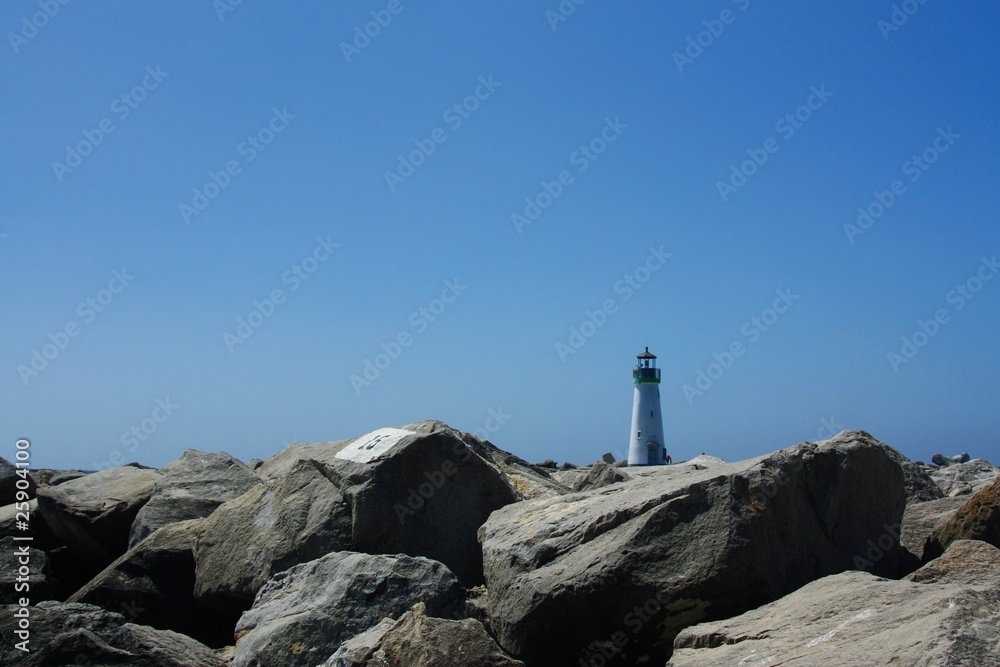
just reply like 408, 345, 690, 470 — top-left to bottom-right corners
650, 410, 654, 418
637, 431, 641, 438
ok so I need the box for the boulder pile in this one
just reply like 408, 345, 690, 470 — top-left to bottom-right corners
1, 423, 997, 666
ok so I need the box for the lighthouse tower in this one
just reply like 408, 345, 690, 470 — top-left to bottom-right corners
629, 347, 666, 466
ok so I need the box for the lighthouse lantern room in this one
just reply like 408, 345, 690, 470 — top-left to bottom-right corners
628, 347, 666, 466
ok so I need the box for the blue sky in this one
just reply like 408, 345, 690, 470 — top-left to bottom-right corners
2, 1, 998, 471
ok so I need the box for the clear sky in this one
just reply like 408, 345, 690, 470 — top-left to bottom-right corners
2, 1, 998, 471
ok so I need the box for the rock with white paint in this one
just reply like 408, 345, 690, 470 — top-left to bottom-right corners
669, 540, 1000, 666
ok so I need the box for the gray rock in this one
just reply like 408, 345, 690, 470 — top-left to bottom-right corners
321, 618, 398, 666
0, 536, 53, 602
69, 518, 239, 648
129, 448, 261, 547
31, 469, 87, 487
669, 540, 1000, 666
534, 459, 557, 469
883, 447, 944, 503
932, 453, 955, 467
953, 452, 971, 464
0, 456, 36, 500
928, 459, 999, 497
194, 458, 353, 609
0, 601, 225, 667
363, 602, 526, 667
231, 551, 467, 667
899, 495, 968, 573
197, 421, 563, 608
571, 462, 631, 492
35, 465, 161, 580
924, 476, 1000, 561
601, 453, 616, 465
479, 430, 905, 667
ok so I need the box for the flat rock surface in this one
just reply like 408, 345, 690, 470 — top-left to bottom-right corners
670, 540, 1000, 666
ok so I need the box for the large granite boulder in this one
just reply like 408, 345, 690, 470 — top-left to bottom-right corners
884, 448, 943, 503
924, 476, 1000, 561
129, 449, 261, 547
479, 430, 906, 666
0, 456, 36, 502
899, 494, 968, 573
195, 421, 563, 609
669, 540, 1000, 666
69, 518, 238, 648
570, 462, 631, 492
350, 602, 526, 667
928, 459, 998, 497
194, 458, 353, 610
231, 551, 467, 667
35, 465, 160, 583
0, 601, 225, 667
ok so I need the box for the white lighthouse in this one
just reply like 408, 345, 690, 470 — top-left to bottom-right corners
629, 347, 666, 466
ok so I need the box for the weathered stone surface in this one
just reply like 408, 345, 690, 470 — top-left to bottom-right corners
906, 539, 1000, 585
194, 458, 353, 609
928, 459, 998, 497
0, 536, 53, 603
480, 430, 905, 666
363, 602, 526, 667
35, 465, 160, 581
570, 462, 631, 492
130, 449, 261, 547
669, 541, 1000, 666
899, 495, 967, 573
231, 551, 466, 667
924, 477, 1000, 561
885, 447, 944, 503
0, 601, 225, 666
321, 618, 397, 667
69, 519, 239, 648
197, 421, 563, 606
0, 456, 36, 501
31, 469, 87, 487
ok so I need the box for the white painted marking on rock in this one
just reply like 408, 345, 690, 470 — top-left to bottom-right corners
335, 427, 416, 463
807, 609, 874, 647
